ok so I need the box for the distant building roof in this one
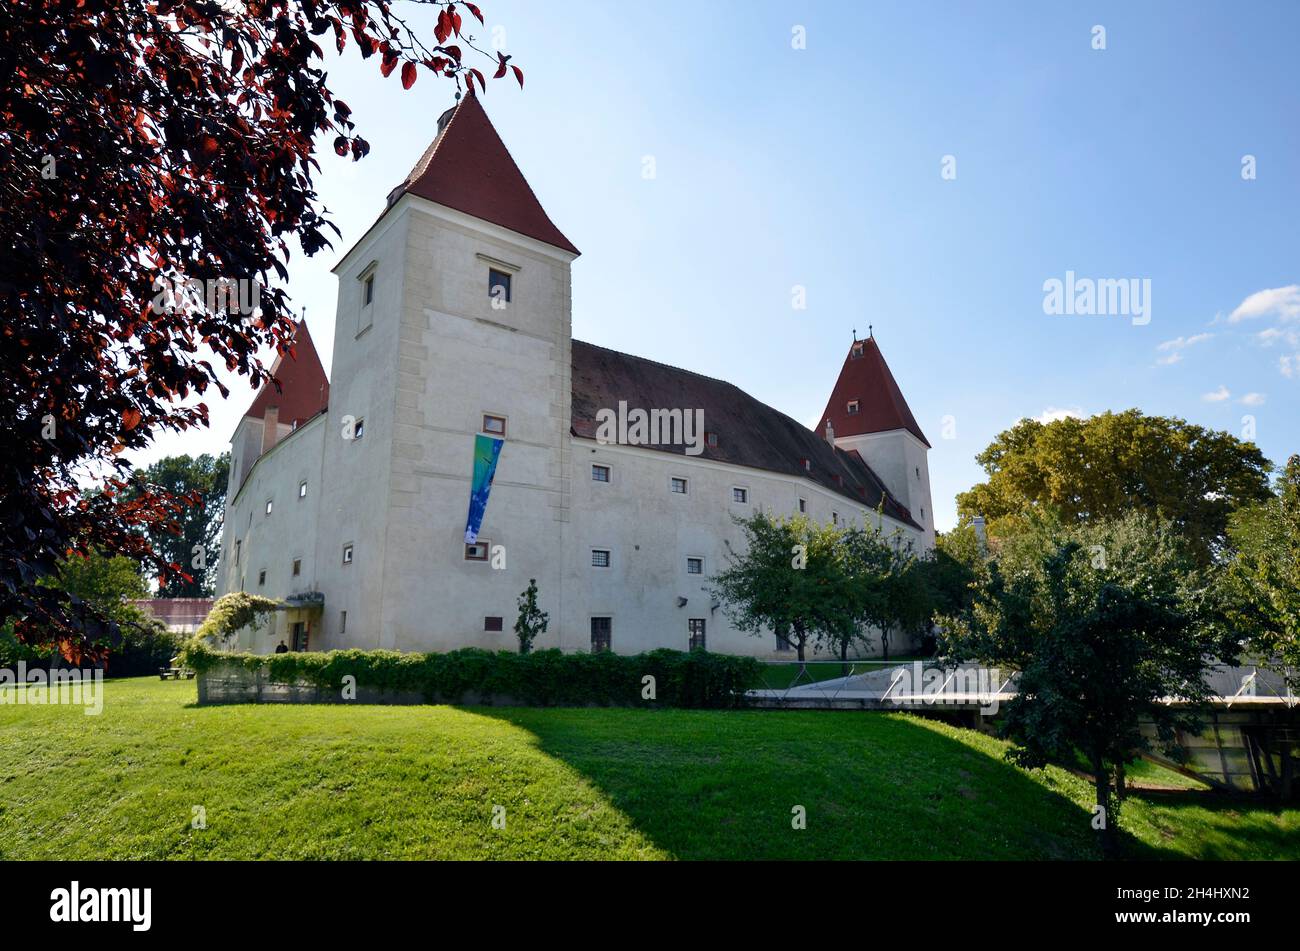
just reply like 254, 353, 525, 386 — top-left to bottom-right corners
570, 340, 920, 528
820, 335, 930, 447
130, 598, 214, 630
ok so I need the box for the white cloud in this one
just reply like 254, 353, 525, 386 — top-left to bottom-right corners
1239, 392, 1266, 406
1156, 351, 1183, 366
1228, 285, 1300, 323
1032, 406, 1085, 424
1282, 355, 1299, 379
1202, 385, 1231, 402
1255, 326, 1300, 348
1157, 332, 1214, 351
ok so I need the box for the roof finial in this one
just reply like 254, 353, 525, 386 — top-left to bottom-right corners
868, 323, 874, 339
852, 327, 857, 342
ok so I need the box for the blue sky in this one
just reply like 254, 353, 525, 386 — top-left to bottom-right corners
135, 0, 1300, 531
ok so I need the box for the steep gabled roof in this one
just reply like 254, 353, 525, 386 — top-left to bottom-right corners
570, 340, 920, 528
242, 319, 330, 427
820, 336, 930, 447
386, 92, 579, 255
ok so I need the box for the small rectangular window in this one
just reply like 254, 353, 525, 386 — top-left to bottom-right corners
482, 414, 506, 436
292, 558, 301, 577
732, 487, 748, 503
464, 542, 489, 561
488, 268, 512, 304
688, 618, 706, 651
591, 549, 611, 568
265, 499, 273, 516
340, 610, 347, 634
798, 498, 807, 513
832, 512, 839, 525
353, 418, 365, 440
484, 616, 504, 632
686, 557, 703, 575
705, 431, 718, 448
342, 544, 354, 565
258, 569, 267, 586
299, 480, 308, 498
591, 464, 610, 482
235, 539, 241, 565
799, 458, 811, 472
851, 341, 864, 358
363, 273, 375, 306
590, 617, 612, 653
670, 477, 687, 495
847, 400, 859, 415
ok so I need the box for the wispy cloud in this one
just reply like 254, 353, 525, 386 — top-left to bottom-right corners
1255, 326, 1300, 348
1155, 332, 1213, 366
1228, 285, 1300, 323
1239, 392, 1266, 406
1282, 355, 1299, 379
1202, 385, 1231, 402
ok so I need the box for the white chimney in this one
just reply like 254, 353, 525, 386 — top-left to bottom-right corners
261, 405, 280, 455
824, 418, 836, 446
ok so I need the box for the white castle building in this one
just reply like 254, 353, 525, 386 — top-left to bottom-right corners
217, 94, 935, 658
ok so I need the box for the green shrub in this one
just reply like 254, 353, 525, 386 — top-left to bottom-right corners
181, 642, 762, 709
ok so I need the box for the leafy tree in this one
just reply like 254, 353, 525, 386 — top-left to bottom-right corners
2, 0, 520, 660
126, 453, 230, 596
19, 550, 176, 674
939, 513, 1233, 858
837, 522, 929, 662
1224, 454, 1300, 688
711, 513, 851, 662
956, 410, 1272, 566
912, 530, 980, 655
514, 578, 549, 654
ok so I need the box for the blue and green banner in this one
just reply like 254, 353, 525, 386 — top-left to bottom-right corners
464, 433, 504, 544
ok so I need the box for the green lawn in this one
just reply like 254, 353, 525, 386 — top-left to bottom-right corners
0, 677, 1295, 860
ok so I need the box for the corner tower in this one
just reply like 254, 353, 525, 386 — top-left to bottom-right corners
820, 334, 934, 549
320, 91, 579, 652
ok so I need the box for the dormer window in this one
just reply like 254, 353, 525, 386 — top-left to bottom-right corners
851, 341, 865, 358
799, 458, 811, 472
847, 400, 859, 415
705, 431, 718, 448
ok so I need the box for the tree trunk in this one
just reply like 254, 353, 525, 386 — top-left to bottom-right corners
1114, 761, 1127, 801
881, 627, 890, 662
1092, 756, 1119, 860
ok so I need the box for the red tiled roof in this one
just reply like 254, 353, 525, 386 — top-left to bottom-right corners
389, 92, 579, 255
820, 336, 930, 447
570, 341, 920, 528
242, 319, 330, 427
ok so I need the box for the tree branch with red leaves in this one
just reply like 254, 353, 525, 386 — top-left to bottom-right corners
0, 0, 520, 661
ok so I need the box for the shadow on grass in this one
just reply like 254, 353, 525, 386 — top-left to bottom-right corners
473, 706, 1166, 861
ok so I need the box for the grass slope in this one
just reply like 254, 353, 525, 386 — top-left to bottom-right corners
0, 678, 1294, 860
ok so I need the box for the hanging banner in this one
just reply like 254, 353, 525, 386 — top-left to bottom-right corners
464, 433, 504, 544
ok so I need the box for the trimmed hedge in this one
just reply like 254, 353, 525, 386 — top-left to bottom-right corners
180, 641, 762, 709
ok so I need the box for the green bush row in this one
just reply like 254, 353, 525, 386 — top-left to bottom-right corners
180, 641, 763, 709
